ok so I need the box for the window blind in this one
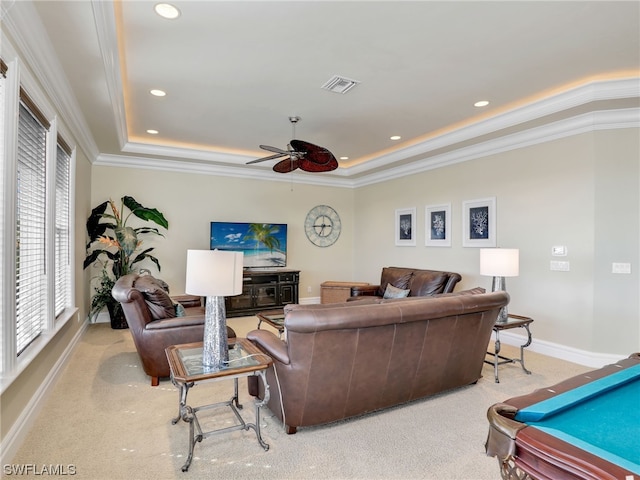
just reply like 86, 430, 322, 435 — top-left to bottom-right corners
54, 139, 71, 317
0, 60, 5, 361
16, 101, 48, 355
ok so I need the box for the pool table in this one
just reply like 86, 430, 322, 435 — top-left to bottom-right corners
485, 353, 640, 480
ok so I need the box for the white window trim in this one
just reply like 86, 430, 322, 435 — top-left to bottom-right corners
0, 54, 77, 390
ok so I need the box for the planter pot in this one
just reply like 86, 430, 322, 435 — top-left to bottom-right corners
107, 302, 128, 329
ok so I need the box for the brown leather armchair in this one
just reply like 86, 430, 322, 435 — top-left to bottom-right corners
349, 266, 462, 299
112, 273, 236, 386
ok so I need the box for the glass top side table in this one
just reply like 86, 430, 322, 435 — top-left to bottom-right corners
166, 338, 272, 472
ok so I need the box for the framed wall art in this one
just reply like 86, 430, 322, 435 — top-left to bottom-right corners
425, 203, 451, 247
462, 197, 496, 247
395, 207, 416, 246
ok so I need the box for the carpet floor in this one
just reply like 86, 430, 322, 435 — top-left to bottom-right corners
10, 318, 591, 480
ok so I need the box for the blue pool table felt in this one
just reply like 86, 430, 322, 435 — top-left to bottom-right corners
515, 364, 640, 474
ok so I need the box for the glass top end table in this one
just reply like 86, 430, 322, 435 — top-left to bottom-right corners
166, 338, 272, 472
256, 309, 285, 336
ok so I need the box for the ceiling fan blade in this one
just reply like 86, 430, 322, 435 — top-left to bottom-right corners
273, 157, 300, 173
260, 144, 290, 155
246, 152, 288, 164
291, 139, 338, 171
299, 156, 339, 172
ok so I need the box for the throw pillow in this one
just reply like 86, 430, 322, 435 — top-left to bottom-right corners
134, 275, 176, 320
174, 303, 186, 317
383, 283, 410, 299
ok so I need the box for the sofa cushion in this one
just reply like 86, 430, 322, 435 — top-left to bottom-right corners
134, 275, 177, 320
383, 283, 410, 299
379, 267, 413, 295
408, 270, 449, 296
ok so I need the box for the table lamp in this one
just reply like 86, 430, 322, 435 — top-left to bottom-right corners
185, 249, 243, 369
480, 248, 519, 323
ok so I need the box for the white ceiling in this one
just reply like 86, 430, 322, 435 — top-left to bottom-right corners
21, 1, 640, 182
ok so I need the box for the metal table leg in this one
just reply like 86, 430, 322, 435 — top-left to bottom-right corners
244, 370, 270, 451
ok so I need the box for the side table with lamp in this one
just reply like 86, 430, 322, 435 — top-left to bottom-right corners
480, 248, 534, 383
166, 250, 273, 472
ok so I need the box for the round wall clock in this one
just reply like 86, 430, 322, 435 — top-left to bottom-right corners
304, 205, 341, 247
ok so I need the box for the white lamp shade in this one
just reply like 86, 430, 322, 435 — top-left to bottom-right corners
480, 248, 519, 277
185, 250, 243, 296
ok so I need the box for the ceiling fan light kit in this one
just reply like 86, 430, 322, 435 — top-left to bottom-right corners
248, 117, 338, 174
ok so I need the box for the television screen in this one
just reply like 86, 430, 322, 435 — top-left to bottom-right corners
210, 222, 287, 268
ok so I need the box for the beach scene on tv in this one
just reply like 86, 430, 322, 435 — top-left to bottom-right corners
210, 222, 287, 268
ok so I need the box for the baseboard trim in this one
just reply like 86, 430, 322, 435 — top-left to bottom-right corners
495, 330, 628, 368
1, 320, 89, 465
299, 296, 321, 305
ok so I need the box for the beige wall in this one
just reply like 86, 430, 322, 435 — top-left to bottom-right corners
354, 129, 639, 355
89, 167, 356, 299
89, 127, 640, 356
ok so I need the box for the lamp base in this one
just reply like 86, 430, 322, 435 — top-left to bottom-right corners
491, 276, 509, 324
203, 295, 229, 369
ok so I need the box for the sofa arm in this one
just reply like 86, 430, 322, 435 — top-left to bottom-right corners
247, 329, 290, 365
349, 284, 380, 297
145, 316, 205, 330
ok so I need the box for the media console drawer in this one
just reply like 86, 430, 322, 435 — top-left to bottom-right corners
226, 269, 300, 317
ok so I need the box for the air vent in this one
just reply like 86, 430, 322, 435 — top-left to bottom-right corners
321, 75, 360, 94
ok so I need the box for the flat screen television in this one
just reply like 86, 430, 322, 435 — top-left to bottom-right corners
210, 222, 287, 268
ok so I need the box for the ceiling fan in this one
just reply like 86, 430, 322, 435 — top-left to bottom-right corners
247, 116, 338, 173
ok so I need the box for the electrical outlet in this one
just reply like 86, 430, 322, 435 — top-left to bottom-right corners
550, 261, 570, 272
307, 286, 312, 293
612, 263, 631, 274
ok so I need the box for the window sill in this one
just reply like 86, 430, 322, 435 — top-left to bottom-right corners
0, 307, 80, 394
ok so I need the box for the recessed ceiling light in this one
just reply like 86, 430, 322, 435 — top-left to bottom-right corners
154, 3, 181, 19
150, 89, 166, 97
339, 156, 349, 161
390, 135, 401, 141
474, 100, 490, 107
146, 129, 159, 135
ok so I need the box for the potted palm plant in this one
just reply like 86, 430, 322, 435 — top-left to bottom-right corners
84, 196, 169, 328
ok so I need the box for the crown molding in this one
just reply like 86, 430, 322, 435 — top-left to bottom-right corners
344, 77, 640, 177
92, 0, 127, 149
97, 106, 639, 189
93, 153, 355, 188
5, 0, 638, 186
1, 0, 99, 162
352, 107, 640, 188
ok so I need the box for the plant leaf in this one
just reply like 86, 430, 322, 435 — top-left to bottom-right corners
123, 196, 169, 229
115, 226, 138, 257
86, 201, 112, 242
134, 226, 164, 237
83, 249, 119, 269
130, 248, 162, 272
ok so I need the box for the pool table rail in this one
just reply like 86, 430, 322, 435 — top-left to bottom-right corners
486, 353, 640, 480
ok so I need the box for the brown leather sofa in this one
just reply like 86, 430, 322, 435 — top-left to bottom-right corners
247, 289, 509, 433
112, 273, 236, 386
349, 266, 462, 299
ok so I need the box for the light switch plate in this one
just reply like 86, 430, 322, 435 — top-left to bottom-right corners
551, 245, 567, 256
612, 263, 631, 274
